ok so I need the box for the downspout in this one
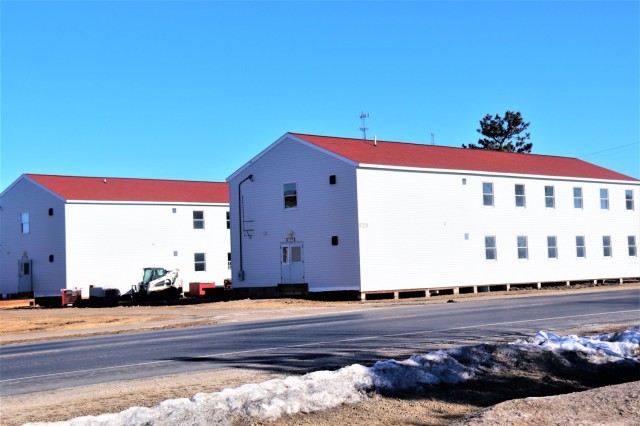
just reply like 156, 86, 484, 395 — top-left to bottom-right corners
237, 174, 253, 281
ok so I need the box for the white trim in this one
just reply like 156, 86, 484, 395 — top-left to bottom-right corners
226, 133, 358, 182
66, 200, 228, 206
225, 134, 639, 185
1, 175, 67, 202
357, 163, 640, 184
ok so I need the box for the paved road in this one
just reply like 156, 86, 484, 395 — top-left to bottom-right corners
1, 289, 638, 396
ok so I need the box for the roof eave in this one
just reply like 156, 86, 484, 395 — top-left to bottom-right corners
357, 163, 640, 184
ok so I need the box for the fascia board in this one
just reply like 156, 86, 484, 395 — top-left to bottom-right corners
226, 133, 359, 182
0, 174, 67, 202
66, 200, 229, 207
226, 133, 292, 182
357, 163, 640, 185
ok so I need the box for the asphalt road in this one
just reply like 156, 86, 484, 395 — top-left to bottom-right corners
1, 289, 638, 397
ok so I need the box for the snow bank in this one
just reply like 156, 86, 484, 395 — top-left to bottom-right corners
523, 325, 640, 362
25, 326, 640, 426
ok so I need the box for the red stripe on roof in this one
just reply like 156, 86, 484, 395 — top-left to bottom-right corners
26, 175, 229, 203
291, 133, 638, 181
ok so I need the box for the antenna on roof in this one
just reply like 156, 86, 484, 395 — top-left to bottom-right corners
430, 133, 435, 145
359, 112, 369, 140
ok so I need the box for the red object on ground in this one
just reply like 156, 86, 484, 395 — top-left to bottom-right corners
189, 282, 215, 297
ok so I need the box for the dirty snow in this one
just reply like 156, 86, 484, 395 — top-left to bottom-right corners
25, 326, 640, 426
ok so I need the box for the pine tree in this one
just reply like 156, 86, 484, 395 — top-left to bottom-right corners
463, 111, 533, 153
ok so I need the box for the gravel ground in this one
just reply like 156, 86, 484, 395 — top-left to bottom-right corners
1, 283, 638, 425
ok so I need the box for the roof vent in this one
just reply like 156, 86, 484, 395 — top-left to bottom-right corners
103, 179, 107, 184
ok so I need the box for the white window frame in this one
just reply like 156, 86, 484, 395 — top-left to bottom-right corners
544, 186, 555, 208
573, 187, 583, 209
600, 188, 609, 210
626, 190, 635, 210
576, 235, 586, 258
485, 236, 497, 260
517, 236, 528, 259
515, 184, 526, 208
193, 211, 205, 229
284, 182, 298, 209
194, 253, 206, 271
628, 236, 637, 257
602, 235, 612, 257
21, 212, 30, 235
483, 182, 494, 207
547, 235, 558, 259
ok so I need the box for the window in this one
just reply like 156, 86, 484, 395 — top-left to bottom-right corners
517, 236, 528, 259
629, 236, 637, 257
602, 236, 612, 257
284, 183, 297, 209
21, 212, 29, 234
194, 253, 206, 271
48, 208, 54, 216
573, 187, 583, 209
545, 186, 555, 208
515, 184, 526, 207
547, 236, 558, 259
626, 190, 635, 210
193, 211, 204, 229
226, 211, 230, 229
576, 236, 586, 258
227, 252, 231, 269
483, 182, 494, 207
600, 188, 609, 210
485, 236, 497, 260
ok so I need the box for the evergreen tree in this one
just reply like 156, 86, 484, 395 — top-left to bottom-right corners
463, 111, 533, 153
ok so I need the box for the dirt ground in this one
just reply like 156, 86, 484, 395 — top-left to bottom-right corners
1, 283, 639, 425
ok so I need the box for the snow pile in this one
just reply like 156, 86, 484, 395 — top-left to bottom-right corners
523, 325, 640, 362
26, 326, 640, 426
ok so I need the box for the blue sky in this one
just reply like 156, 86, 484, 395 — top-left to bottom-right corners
1, 0, 638, 191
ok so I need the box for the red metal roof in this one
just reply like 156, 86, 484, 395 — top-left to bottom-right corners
291, 133, 638, 181
26, 174, 229, 203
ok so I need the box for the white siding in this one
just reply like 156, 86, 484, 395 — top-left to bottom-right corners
229, 137, 361, 291
0, 178, 67, 297
357, 169, 640, 292
65, 203, 231, 296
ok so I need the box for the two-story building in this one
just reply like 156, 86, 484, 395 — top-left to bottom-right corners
227, 133, 640, 299
0, 174, 231, 301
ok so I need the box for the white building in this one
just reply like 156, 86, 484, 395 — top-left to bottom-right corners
227, 133, 640, 299
0, 174, 231, 300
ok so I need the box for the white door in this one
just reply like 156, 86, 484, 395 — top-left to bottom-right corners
18, 260, 33, 293
280, 243, 304, 284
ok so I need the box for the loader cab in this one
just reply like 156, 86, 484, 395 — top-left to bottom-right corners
142, 267, 168, 285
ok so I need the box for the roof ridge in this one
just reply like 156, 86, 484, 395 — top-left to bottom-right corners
289, 132, 580, 161
25, 173, 224, 184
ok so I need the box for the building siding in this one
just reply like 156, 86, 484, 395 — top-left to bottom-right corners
356, 168, 640, 291
0, 178, 67, 297
65, 202, 231, 296
229, 136, 361, 291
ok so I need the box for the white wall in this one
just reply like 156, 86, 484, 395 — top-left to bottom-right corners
65, 202, 231, 296
0, 177, 67, 297
229, 136, 361, 291
357, 168, 640, 292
